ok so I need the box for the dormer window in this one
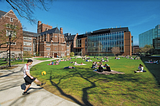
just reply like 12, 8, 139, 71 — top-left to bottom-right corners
10, 18, 13, 22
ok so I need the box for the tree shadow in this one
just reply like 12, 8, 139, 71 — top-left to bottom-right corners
0, 66, 23, 78
140, 56, 160, 87
49, 67, 144, 106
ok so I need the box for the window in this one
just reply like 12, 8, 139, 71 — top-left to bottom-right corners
11, 42, 16, 45
46, 48, 50, 50
55, 36, 57, 38
23, 37, 32, 40
55, 48, 56, 50
46, 43, 51, 46
23, 42, 32, 46
23, 47, 31, 51
6, 30, 16, 37
10, 18, 13, 22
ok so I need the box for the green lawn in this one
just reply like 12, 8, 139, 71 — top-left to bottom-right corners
31, 57, 160, 106
0, 58, 27, 66
34, 58, 53, 60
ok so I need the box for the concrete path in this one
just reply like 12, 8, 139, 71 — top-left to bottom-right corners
0, 58, 80, 106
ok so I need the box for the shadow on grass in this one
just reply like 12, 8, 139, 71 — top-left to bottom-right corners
140, 56, 160, 87
49, 67, 145, 106
49, 70, 85, 106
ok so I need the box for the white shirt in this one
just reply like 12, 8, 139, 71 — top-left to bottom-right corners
23, 64, 30, 78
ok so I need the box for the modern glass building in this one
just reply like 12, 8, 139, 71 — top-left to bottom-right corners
86, 27, 132, 56
65, 27, 133, 56
87, 31, 124, 56
139, 25, 160, 48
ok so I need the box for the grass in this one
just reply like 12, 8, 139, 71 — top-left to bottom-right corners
31, 57, 160, 106
0, 58, 27, 67
34, 58, 53, 60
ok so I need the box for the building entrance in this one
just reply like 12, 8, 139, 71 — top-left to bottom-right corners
54, 53, 57, 58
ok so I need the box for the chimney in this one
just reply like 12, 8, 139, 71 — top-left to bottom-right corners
60, 27, 63, 34
38, 21, 41, 25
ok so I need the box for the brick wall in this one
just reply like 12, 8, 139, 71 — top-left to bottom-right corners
37, 21, 52, 33
123, 32, 132, 55
0, 10, 23, 58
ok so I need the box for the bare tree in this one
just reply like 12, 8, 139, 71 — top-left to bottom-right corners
139, 45, 153, 55
111, 47, 120, 56
4, 0, 53, 24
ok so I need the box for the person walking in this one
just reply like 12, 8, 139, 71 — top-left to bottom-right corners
23, 59, 45, 95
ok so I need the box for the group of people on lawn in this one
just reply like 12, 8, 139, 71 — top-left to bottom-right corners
47, 56, 148, 73
92, 61, 111, 72
145, 59, 159, 64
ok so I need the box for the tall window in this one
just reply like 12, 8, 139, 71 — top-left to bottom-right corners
46, 48, 50, 50
23, 42, 32, 46
23, 47, 31, 51
23, 37, 32, 40
10, 18, 13, 22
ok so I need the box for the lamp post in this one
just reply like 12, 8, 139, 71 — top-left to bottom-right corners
8, 34, 11, 67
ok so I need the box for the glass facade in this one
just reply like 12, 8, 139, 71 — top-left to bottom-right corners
153, 38, 160, 49
76, 39, 81, 47
87, 31, 124, 56
139, 25, 160, 48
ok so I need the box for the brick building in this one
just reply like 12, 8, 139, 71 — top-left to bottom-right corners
23, 31, 39, 55
36, 21, 67, 57
0, 10, 23, 58
133, 45, 139, 54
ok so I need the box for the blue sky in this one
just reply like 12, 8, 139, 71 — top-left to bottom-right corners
0, 0, 160, 45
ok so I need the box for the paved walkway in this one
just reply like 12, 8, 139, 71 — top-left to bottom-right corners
0, 58, 80, 106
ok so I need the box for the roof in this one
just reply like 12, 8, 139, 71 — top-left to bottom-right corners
40, 27, 60, 35
64, 35, 75, 41
23, 31, 40, 37
92, 27, 129, 35
0, 10, 7, 18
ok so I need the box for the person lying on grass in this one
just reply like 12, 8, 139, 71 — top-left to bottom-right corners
64, 66, 75, 69
74, 61, 86, 65
134, 64, 146, 73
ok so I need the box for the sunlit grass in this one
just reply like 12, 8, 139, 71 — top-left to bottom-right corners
31, 57, 160, 106
34, 58, 53, 60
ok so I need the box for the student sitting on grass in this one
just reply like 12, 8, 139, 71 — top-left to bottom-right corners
91, 62, 96, 68
55, 60, 59, 65
97, 65, 104, 72
64, 66, 75, 69
153, 60, 159, 64
103, 64, 111, 72
48, 61, 54, 65
134, 64, 146, 73
74, 61, 78, 65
